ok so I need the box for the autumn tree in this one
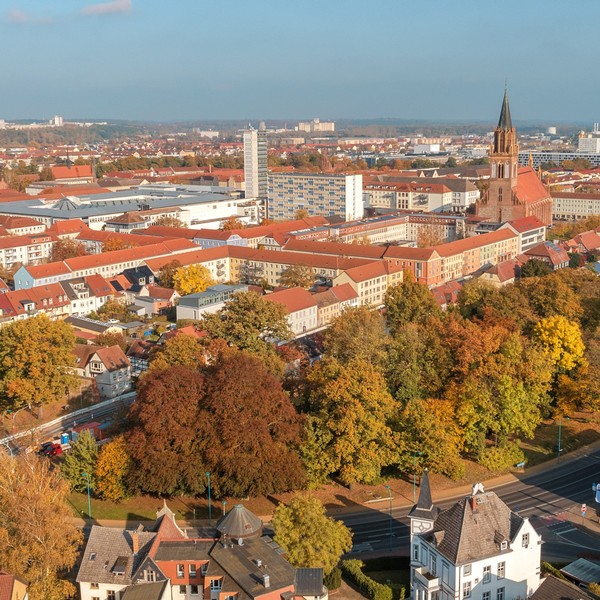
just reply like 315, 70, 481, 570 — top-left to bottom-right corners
172, 264, 214, 295
126, 366, 206, 496
102, 237, 135, 252
294, 209, 309, 220
90, 298, 135, 323
201, 291, 292, 371
532, 315, 585, 372
94, 331, 129, 352
0, 315, 77, 413
147, 333, 205, 374
384, 271, 441, 333
220, 216, 244, 230
154, 215, 185, 228
61, 430, 99, 493
95, 436, 131, 502
322, 306, 389, 366
272, 495, 352, 575
306, 358, 400, 485
157, 259, 182, 288
520, 258, 551, 278
0, 452, 83, 600
279, 264, 315, 289
198, 350, 305, 497
50, 238, 88, 261
518, 275, 583, 321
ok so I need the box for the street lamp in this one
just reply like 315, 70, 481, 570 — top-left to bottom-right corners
413, 452, 423, 503
205, 472, 212, 521
82, 472, 92, 519
222, 500, 227, 516
557, 416, 570, 462
385, 485, 393, 549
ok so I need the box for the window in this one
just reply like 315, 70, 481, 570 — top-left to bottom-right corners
497, 587, 505, 600
145, 570, 156, 582
177, 564, 184, 578
483, 593, 490, 600
107, 592, 116, 600
413, 544, 419, 561
463, 582, 471, 598
483, 566, 491, 584
179, 586, 187, 594
210, 579, 222, 591
189, 564, 197, 577
430, 553, 438, 577
191, 586, 199, 595
497, 562, 505, 580
522, 533, 530, 547
463, 564, 472, 576
442, 563, 450, 585
90, 583, 99, 589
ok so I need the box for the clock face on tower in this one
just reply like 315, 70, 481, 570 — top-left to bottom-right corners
411, 519, 433, 534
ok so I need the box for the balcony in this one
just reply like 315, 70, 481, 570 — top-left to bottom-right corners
414, 567, 440, 590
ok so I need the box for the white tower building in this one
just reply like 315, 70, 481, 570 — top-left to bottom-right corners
243, 123, 268, 199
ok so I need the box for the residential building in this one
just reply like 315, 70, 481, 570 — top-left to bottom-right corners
409, 473, 542, 600
264, 287, 319, 336
530, 575, 597, 600
0, 234, 55, 269
243, 125, 268, 199
72, 344, 132, 398
476, 91, 553, 226
0, 215, 46, 235
297, 118, 335, 133
77, 503, 296, 600
577, 126, 600, 153
176, 284, 248, 321
0, 283, 71, 326
569, 230, 600, 253
313, 283, 359, 327
550, 191, 600, 221
268, 173, 363, 221
127, 339, 154, 376
0, 571, 28, 600
523, 242, 569, 270
499, 216, 546, 253
364, 182, 453, 212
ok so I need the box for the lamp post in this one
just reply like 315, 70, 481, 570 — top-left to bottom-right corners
413, 452, 422, 503
557, 419, 562, 461
82, 472, 91, 519
385, 485, 393, 549
222, 500, 227, 516
205, 472, 212, 521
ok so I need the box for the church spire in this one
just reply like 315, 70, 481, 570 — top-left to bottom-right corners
497, 89, 513, 130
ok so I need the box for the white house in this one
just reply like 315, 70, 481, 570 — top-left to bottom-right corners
263, 287, 319, 337
409, 473, 541, 600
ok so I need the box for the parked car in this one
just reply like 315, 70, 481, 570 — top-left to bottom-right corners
40, 443, 63, 457
36, 441, 55, 455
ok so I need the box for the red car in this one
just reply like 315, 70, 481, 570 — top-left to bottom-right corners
41, 443, 63, 457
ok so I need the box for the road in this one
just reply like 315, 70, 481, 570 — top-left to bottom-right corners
341, 445, 600, 561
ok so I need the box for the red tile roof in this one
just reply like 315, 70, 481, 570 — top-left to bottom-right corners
505, 215, 545, 233
264, 287, 318, 312
515, 167, 552, 204
431, 228, 517, 257
51, 165, 93, 180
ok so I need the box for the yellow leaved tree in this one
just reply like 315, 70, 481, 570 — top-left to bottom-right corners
172, 264, 214, 296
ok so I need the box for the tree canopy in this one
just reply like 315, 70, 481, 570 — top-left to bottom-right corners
61, 430, 99, 493
172, 264, 214, 296
279, 264, 315, 289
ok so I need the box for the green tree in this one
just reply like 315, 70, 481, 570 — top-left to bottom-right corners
518, 275, 583, 321
322, 306, 389, 366
201, 291, 292, 371
147, 333, 205, 374
172, 264, 215, 295
307, 358, 400, 485
91, 298, 135, 323
95, 436, 131, 502
0, 315, 77, 413
520, 258, 551, 278
272, 495, 352, 575
0, 453, 83, 600
61, 430, 99, 493
279, 264, 315, 289
384, 271, 441, 333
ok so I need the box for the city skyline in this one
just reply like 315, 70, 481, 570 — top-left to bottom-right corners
1, 0, 600, 122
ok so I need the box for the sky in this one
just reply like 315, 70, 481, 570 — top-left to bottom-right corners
1, 0, 599, 124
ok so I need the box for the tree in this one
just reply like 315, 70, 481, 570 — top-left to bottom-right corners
520, 258, 551, 278
157, 259, 182, 288
90, 298, 135, 323
294, 209, 309, 220
532, 315, 585, 372
61, 430, 99, 493
95, 436, 131, 502
220, 216, 243, 230
50, 238, 88, 261
384, 271, 441, 333
201, 291, 292, 370
126, 366, 206, 496
568, 252, 586, 269
95, 331, 129, 352
272, 495, 352, 575
102, 237, 134, 252
198, 350, 305, 497
0, 316, 77, 413
147, 333, 205, 374
518, 275, 583, 321
306, 358, 400, 485
322, 306, 389, 366
154, 215, 185, 228
279, 264, 315, 289
172, 264, 214, 296
0, 452, 83, 600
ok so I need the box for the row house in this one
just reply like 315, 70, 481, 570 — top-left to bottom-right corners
145, 247, 231, 284
0, 233, 55, 269
0, 215, 46, 235
77, 230, 169, 254
13, 239, 197, 289
551, 191, 600, 221
313, 283, 360, 327
77, 503, 305, 600
0, 283, 71, 326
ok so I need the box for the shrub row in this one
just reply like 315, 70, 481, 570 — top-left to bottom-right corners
324, 567, 342, 591
341, 559, 393, 600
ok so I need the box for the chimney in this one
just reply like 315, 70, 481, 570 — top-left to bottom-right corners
262, 574, 270, 588
132, 531, 139, 555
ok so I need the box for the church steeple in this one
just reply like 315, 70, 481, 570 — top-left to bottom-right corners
497, 89, 513, 130
489, 88, 519, 189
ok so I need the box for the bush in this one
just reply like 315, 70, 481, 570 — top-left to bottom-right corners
324, 567, 342, 591
541, 562, 568, 581
479, 441, 525, 472
341, 559, 393, 600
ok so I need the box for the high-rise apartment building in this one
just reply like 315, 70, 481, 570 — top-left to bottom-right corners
268, 173, 363, 221
243, 124, 268, 199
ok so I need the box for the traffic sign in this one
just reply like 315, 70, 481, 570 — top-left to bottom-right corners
581, 503, 587, 517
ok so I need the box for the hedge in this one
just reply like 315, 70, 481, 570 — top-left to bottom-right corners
341, 559, 393, 600
324, 567, 342, 591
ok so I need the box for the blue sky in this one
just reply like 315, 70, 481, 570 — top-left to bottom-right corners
1, 0, 598, 123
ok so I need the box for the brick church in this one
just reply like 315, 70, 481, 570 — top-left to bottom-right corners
476, 91, 553, 226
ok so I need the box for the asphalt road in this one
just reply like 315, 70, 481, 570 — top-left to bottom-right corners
342, 446, 600, 560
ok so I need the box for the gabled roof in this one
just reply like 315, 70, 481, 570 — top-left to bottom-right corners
530, 575, 597, 600
525, 242, 569, 266
514, 167, 551, 204
120, 581, 168, 600
263, 287, 318, 313
52, 164, 93, 179
505, 215, 545, 233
